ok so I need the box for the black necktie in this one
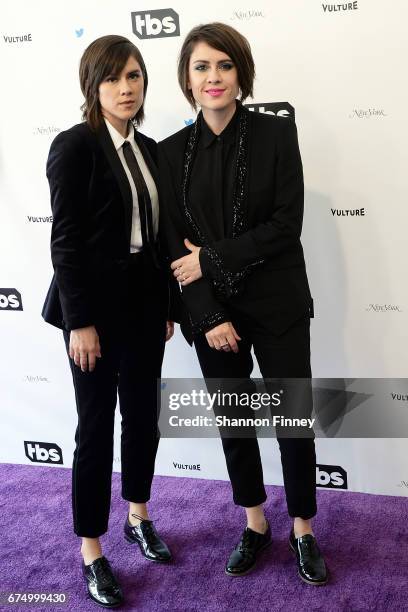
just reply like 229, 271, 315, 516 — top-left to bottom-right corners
122, 140, 159, 266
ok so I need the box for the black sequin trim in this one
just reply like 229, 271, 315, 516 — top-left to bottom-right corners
191, 310, 228, 335
182, 119, 205, 244
231, 108, 248, 239
182, 107, 264, 299
201, 244, 263, 299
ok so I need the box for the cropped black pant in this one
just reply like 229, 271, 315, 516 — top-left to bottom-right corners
63, 253, 167, 537
194, 314, 316, 520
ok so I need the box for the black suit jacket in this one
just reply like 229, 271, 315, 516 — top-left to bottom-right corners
158, 106, 313, 345
42, 120, 178, 331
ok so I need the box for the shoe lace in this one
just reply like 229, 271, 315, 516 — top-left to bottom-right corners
142, 521, 156, 540
94, 559, 115, 589
299, 537, 316, 561
131, 513, 156, 541
239, 530, 254, 556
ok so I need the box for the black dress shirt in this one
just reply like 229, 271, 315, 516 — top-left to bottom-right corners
189, 107, 240, 241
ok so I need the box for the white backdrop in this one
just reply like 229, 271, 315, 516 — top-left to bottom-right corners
1, 0, 407, 498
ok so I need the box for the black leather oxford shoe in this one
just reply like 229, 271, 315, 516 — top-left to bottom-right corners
289, 530, 328, 585
82, 556, 123, 608
225, 522, 272, 576
124, 517, 172, 563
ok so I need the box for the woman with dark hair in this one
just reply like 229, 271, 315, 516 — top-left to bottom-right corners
42, 35, 175, 607
158, 22, 328, 585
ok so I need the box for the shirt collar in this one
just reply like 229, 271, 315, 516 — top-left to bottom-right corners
104, 118, 136, 151
200, 100, 241, 149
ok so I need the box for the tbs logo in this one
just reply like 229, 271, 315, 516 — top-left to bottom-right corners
24, 441, 63, 465
316, 464, 348, 489
0, 289, 23, 311
131, 9, 180, 39
245, 102, 295, 119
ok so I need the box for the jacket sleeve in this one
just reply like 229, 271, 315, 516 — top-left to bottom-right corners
157, 143, 230, 335
47, 130, 95, 330
140, 132, 183, 324
199, 119, 304, 296
157, 209, 183, 324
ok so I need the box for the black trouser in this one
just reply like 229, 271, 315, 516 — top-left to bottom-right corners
63, 253, 167, 537
194, 314, 316, 520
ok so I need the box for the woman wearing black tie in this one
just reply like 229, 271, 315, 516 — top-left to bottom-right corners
158, 23, 327, 585
42, 35, 175, 608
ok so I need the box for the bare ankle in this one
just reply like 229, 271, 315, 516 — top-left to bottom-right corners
81, 538, 102, 566
247, 518, 268, 534
128, 504, 149, 526
293, 517, 313, 538
245, 504, 267, 534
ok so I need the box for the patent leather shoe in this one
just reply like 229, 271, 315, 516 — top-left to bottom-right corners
289, 530, 328, 585
124, 517, 172, 562
225, 522, 272, 576
82, 556, 123, 608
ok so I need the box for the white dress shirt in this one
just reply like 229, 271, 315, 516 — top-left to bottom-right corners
104, 118, 159, 253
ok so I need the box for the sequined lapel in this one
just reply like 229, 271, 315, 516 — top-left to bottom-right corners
181, 105, 250, 244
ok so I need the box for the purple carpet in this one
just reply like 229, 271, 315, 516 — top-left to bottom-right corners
0, 463, 406, 612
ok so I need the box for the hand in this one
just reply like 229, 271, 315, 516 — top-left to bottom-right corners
69, 326, 101, 372
171, 239, 202, 286
205, 322, 241, 353
166, 320, 174, 341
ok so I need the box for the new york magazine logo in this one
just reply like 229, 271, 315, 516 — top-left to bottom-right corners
131, 9, 180, 39
0, 289, 23, 311
24, 441, 63, 465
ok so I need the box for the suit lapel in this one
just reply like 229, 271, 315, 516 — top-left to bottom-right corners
240, 104, 253, 236
96, 120, 133, 247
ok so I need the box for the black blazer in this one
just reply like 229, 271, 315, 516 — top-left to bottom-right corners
42, 120, 175, 331
158, 105, 313, 345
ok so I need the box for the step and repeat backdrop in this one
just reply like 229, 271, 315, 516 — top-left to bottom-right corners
1, 0, 407, 498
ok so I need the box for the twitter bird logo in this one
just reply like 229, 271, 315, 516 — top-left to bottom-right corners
75, 28, 84, 38
184, 119, 194, 126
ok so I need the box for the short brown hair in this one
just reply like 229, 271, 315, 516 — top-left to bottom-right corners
178, 22, 255, 110
79, 35, 148, 130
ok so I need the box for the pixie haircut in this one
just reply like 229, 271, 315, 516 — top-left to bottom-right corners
79, 35, 148, 130
178, 22, 255, 110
